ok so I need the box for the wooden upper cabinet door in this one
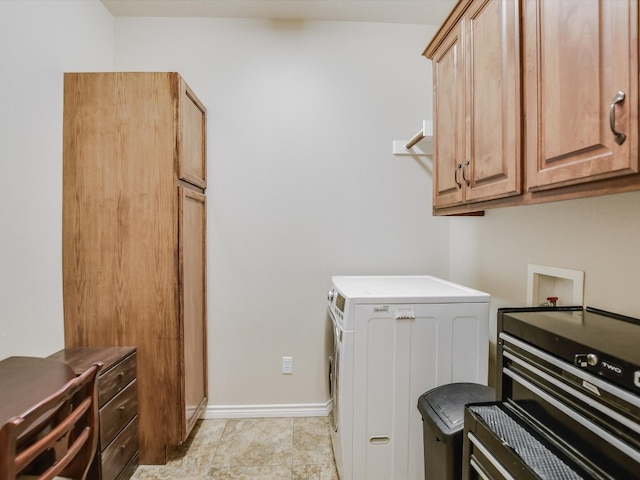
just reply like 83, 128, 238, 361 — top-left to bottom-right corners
465, 0, 521, 203
432, 20, 466, 208
179, 81, 207, 189
524, 0, 638, 191
430, 0, 520, 210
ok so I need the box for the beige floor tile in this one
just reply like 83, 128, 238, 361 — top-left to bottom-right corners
208, 464, 293, 479
211, 418, 294, 468
166, 419, 229, 468
292, 417, 334, 466
131, 465, 211, 479
131, 417, 338, 480
292, 463, 339, 480
166, 441, 217, 468
191, 419, 229, 446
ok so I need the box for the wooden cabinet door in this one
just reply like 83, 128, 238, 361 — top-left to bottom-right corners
179, 81, 207, 189
432, 0, 520, 210
465, 0, 521, 202
524, 0, 638, 191
432, 20, 466, 208
178, 187, 207, 443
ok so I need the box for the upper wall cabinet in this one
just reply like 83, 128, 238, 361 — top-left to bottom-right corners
424, 0, 640, 215
523, 0, 638, 191
424, 0, 521, 211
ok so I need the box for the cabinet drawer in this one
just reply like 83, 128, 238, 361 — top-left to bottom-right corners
101, 417, 139, 480
99, 352, 136, 407
115, 452, 139, 480
100, 379, 137, 448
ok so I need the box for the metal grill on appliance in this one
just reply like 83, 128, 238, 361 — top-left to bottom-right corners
462, 306, 640, 480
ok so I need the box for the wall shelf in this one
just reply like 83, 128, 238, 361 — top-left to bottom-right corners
393, 120, 433, 156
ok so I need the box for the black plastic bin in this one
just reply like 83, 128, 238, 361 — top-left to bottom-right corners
417, 382, 495, 480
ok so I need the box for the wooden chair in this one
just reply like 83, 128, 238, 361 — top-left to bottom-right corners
0, 362, 103, 480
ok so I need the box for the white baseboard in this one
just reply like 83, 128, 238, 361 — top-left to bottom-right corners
204, 400, 333, 419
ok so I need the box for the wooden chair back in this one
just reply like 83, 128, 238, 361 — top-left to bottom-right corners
0, 362, 102, 480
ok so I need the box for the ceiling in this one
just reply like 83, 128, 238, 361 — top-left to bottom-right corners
100, 0, 456, 26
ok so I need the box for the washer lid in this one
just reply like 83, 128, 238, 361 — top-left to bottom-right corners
331, 275, 490, 304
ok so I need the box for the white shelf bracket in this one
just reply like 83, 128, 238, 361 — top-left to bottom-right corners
393, 120, 433, 156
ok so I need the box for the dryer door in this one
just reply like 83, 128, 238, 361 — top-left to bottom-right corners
329, 318, 341, 433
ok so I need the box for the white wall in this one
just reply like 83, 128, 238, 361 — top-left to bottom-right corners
0, 1, 113, 357
2, 0, 638, 414
449, 190, 640, 383
113, 18, 447, 409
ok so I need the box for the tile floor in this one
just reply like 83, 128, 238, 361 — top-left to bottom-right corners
131, 416, 339, 480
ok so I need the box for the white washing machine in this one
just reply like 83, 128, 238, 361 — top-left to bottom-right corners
327, 275, 490, 480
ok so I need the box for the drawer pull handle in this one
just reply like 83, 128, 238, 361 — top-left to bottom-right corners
118, 372, 125, 378
609, 90, 627, 145
454, 163, 462, 188
121, 444, 127, 451
462, 159, 470, 187
119, 405, 126, 411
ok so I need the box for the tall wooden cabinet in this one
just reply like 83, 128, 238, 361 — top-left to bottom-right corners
62, 72, 207, 465
425, 0, 521, 210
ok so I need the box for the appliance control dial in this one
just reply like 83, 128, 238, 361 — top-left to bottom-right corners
587, 353, 599, 366
327, 289, 335, 302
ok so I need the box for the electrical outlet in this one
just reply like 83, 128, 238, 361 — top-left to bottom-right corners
282, 356, 293, 374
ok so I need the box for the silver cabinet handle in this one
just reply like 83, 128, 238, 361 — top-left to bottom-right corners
609, 91, 627, 145
462, 160, 470, 187
454, 163, 462, 189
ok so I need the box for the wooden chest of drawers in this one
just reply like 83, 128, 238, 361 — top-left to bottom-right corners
49, 347, 139, 480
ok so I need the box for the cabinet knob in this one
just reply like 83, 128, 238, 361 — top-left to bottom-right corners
609, 91, 627, 145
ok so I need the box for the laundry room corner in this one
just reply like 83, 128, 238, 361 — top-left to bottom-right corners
113, 16, 451, 411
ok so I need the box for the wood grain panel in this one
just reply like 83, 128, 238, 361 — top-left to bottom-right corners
63, 72, 207, 464
465, 0, 520, 202
179, 84, 207, 188
178, 187, 207, 443
427, 0, 520, 211
432, 20, 465, 208
524, 0, 638, 190
541, 1, 600, 159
